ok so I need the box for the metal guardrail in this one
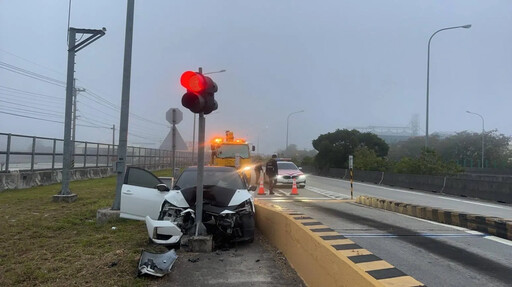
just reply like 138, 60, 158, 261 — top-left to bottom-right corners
0, 132, 197, 172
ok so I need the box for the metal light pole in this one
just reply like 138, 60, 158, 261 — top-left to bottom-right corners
466, 110, 485, 168
286, 110, 304, 152
112, 0, 135, 210
425, 24, 471, 148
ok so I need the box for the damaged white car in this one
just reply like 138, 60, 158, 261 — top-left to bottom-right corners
120, 166, 256, 246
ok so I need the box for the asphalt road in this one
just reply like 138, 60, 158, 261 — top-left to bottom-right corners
307, 174, 512, 220
255, 176, 512, 287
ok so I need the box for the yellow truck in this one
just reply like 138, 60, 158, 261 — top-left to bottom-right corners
210, 131, 255, 181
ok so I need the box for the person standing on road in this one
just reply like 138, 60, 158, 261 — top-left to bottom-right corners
265, 154, 278, 195
254, 161, 263, 186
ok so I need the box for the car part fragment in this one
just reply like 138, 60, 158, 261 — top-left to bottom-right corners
138, 249, 178, 277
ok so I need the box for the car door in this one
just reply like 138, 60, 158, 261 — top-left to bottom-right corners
120, 167, 168, 220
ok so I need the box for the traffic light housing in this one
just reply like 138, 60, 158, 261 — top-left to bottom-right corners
180, 71, 218, 114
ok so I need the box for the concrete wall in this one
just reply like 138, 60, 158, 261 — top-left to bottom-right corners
0, 167, 112, 192
306, 166, 512, 203
0, 163, 172, 192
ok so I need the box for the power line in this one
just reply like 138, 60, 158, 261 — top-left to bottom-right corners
0, 61, 66, 87
0, 107, 62, 119
0, 85, 63, 100
0, 99, 64, 116
0, 110, 115, 130
0, 111, 63, 124
0, 48, 64, 76
84, 90, 169, 127
0, 93, 63, 107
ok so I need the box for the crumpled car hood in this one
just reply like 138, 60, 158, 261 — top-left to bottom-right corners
179, 185, 239, 207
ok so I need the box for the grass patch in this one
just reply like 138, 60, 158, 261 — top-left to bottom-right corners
0, 169, 174, 287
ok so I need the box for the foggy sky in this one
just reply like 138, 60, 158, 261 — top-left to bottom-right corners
1, 0, 511, 154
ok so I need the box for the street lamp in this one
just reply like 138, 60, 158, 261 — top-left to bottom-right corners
425, 24, 471, 148
466, 110, 485, 168
286, 110, 304, 153
203, 69, 226, 75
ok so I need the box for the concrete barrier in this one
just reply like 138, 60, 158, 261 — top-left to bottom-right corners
0, 167, 114, 192
255, 201, 424, 287
443, 177, 512, 203
354, 170, 383, 184
356, 196, 512, 241
304, 166, 512, 204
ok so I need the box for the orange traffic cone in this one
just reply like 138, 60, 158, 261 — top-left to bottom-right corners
257, 174, 265, 195
290, 177, 299, 195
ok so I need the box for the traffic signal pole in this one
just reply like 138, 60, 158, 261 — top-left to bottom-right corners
194, 67, 207, 236
195, 112, 207, 236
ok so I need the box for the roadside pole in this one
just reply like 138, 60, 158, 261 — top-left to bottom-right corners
165, 108, 183, 177
349, 155, 354, 200
112, 0, 135, 210
194, 67, 207, 236
55, 26, 105, 202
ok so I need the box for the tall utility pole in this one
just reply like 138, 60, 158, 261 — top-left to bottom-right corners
112, 0, 135, 210
71, 79, 85, 166
112, 124, 116, 147
55, 27, 105, 202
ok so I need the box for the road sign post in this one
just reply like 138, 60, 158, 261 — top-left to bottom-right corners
349, 155, 354, 199
166, 108, 183, 177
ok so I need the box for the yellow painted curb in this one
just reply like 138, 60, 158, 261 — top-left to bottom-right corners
255, 201, 425, 287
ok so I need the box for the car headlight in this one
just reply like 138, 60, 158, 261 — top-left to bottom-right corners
298, 175, 306, 180
276, 175, 283, 179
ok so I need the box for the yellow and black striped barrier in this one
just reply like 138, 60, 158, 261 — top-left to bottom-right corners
255, 201, 425, 287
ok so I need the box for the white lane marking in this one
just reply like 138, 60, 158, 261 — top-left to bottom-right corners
394, 212, 468, 231
305, 186, 350, 199
341, 233, 485, 238
276, 189, 288, 196
485, 236, 512, 247
310, 175, 511, 210
393, 208, 512, 246
257, 197, 339, 200
465, 230, 484, 235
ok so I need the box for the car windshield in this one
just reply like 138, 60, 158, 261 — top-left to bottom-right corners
175, 169, 246, 190
216, 144, 250, 159
277, 162, 299, 170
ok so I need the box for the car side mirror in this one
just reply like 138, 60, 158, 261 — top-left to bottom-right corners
248, 185, 257, 191
156, 184, 170, 192
298, 167, 302, 170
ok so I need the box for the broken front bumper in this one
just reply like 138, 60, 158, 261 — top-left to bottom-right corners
145, 216, 183, 245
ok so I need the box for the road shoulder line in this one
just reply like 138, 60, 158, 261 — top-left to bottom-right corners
356, 195, 512, 241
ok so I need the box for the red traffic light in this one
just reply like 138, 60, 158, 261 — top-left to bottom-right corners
180, 70, 218, 114
180, 71, 206, 93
